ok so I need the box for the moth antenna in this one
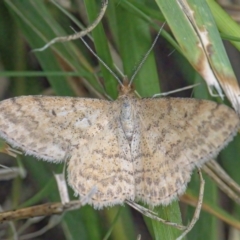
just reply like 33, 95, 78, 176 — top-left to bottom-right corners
80, 36, 123, 86
114, 64, 125, 79
129, 23, 166, 87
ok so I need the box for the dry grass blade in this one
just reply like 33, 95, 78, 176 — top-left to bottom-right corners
206, 160, 240, 194
181, 192, 240, 230
176, 169, 205, 240
177, 0, 240, 113
0, 200, 83, 223
202, 161, 240, 204
33, 0, 108, 52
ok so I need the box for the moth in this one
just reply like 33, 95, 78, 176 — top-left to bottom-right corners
0, 81, 238, 209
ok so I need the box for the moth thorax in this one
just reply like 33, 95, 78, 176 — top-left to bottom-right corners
120, 99, 135, 142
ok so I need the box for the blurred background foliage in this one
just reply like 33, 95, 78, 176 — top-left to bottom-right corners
0, 0, 240, 239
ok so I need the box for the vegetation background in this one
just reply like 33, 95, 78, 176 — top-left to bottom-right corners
0, 0, 240, 239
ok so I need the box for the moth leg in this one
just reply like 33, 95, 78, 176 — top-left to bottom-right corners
125, 200, 186, 230
126, 168, 204, 239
